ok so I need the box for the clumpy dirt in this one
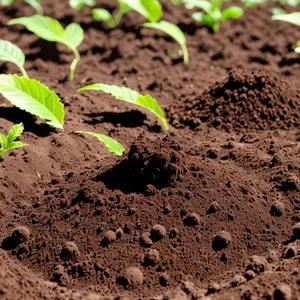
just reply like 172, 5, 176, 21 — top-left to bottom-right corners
168, 69, 300, 131
0, 0, 300, 299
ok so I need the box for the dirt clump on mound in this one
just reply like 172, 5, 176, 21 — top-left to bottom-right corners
97, 136, 187, 194
169, 69, 300, 131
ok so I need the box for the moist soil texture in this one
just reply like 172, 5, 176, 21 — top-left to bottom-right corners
0, 0, 300, 299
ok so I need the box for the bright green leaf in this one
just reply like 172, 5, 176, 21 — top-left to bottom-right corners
0, 0, 14, 6
143, 20, 189, 64
8, 15, 84, 80
184, 0, 212, 13
77, 83, 169, 130
0, 40, 28, 77
76, 131, 124, 156
0, 75, 64, 129
119, 0, 162, 22
0, 123, 25, 159
24, 0, 43, 15
221, 6, 243, 23
272, 12, 300, 26
92, 8, 116, 28
69, 0, 96, 10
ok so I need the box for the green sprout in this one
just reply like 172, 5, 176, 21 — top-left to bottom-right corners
0, 0, 43, 14
183, 0, 244, 32
8, 15, 84, 80
92, 0, 189, 64
0, 123, 25, 159
0, 40, 28, 77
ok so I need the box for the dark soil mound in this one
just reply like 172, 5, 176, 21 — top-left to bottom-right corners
97, 136, 187, 194
1, 136, 291, 298
169, 69, 300, 131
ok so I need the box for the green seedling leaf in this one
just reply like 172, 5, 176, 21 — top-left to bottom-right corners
0, 74, 64, 129
0, 40, 28, 77
119, 0, 162, 22
69, 0, 96, 10
77, 83, 169, 130
8, 15, 84, 80
24, 0, 43, 15
271, 8, 286, 16
184, 0, 212, 12
0, 0, 14, 6
221, 6, 243, 23
272, 12, 300, 26
0, 123, 25, 159
143, 20, 189, 64
76, 131, 124, 156
295, 40, 300, 53
92, 8, 116, 28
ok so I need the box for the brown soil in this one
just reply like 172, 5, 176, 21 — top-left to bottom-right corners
0, 0, 300, 299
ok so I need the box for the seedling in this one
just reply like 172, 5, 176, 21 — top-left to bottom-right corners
0, 0, 43, 14
69, 0, 95, 10
0, 40, 28, 77
76, 131, 124, 156
0, 74, 64, 129
77, 83, 169, 130
91, 0, 188, 63
272, 12, 300, 53
0, 123, 25, 159
183, 0, 244, 32
8, 15, 84, 80
143, 21, 189, 64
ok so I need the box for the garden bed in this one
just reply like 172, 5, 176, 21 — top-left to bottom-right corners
0, 0, 300, 299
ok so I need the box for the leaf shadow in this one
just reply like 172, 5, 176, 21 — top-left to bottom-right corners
26, 39, 61, 63
0, 107, 55, 137
83, 110, 147, 128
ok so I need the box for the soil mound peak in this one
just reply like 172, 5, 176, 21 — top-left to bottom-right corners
97, 136, 187, 194
170, 69, 300, 131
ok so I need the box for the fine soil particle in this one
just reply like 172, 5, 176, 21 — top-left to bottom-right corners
0, 0, 300, 299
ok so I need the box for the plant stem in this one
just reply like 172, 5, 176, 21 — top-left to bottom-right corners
181, 43, 189, 65
69, 48, 80, 81
19, 66, 28, 78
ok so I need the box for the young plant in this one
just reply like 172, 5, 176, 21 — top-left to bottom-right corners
183, 0, 244, 32
143, 21, 189, 64
8, 15, 84, 80
272, 12, 300, 53
0, 0, 43, 14
0, 74, 64, 129
77, 83, 169, 130
0, 123, 25, 159
0, 40, 28, 77
92, 0, 189, 64
76, 131, 124, 156
69, 0, 95, 10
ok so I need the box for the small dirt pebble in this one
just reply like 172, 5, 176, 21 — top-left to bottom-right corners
283, 244, 297, 258
246, 255, 268, 273
273, 283, 292, 300
118, 267, 144, 287
184, 212, 200, 226
102, 230, 117, 246
212, 231, 232, 251
244, 270, 256, 281
159, 272, 170, 286
61, 241, 80, 260
140, 232, 153, 247
169, 227, 179, 238
144, 249, 160, 266
150, 224, 167, 241
12, 226, 31, 244
115, 228, 123, 238
207, 282, 221, 294
206, 201, 220, 214
231, 274, 246, 287
270, 201, 285, 216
